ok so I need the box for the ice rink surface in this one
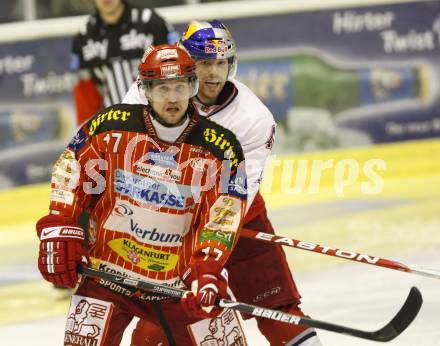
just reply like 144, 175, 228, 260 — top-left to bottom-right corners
1, 140, 439, 345
1, 250, 439, 345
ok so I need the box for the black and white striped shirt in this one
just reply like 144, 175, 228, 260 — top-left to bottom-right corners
71, 4, 177, 107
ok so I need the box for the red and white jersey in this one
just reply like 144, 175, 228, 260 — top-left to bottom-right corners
123, 79, 276, 215
49, 103, 246, 288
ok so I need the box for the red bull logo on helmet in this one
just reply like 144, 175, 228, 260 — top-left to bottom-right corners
205, 39, 229, 54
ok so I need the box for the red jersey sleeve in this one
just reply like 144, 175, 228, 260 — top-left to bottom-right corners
73, 80, 103, 126
49, 124, 105, 219
190, 159, 247, 267
71, 34, 103, 126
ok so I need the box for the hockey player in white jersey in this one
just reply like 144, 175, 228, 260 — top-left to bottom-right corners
124, 20, 321, 346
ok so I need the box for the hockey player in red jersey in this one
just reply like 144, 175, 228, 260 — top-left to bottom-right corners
36, 44, 248, 346
125, 21, 321, 345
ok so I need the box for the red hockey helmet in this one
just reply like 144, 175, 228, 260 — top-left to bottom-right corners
138, 44, 198, 99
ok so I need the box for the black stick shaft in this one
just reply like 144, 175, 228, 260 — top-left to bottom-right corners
79, 266, 422, 342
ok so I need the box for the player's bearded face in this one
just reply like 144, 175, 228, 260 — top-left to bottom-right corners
195, 59, 229, 105
150, 79, 191, 126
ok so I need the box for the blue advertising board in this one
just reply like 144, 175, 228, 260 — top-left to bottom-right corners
0, 37, 76, 187
225, 1, 440, 151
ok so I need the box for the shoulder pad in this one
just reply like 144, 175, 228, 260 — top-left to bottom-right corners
189, 118, 245, 169
86, 104, 145, 136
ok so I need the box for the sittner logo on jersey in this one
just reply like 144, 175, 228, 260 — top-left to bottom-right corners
203, 128, 239, 168
88, 108, 132, 135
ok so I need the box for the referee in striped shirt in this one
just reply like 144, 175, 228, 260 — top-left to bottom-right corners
71, 0, 178, 125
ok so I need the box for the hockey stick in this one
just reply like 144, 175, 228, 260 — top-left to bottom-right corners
240, 227, 440, 280
79, 266, 422, 342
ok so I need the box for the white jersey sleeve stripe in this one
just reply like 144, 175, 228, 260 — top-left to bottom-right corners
122, 60, 135, 90
112, 60, 128, 102
102, 65, 120, 105
131, 8, 139, 23
141, 9, 152, 23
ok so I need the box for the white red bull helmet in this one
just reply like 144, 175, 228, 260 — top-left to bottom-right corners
180, 20, 237, 79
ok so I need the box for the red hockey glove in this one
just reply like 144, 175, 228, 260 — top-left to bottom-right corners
180, 260, 228, 319
36, 214, 88, 288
